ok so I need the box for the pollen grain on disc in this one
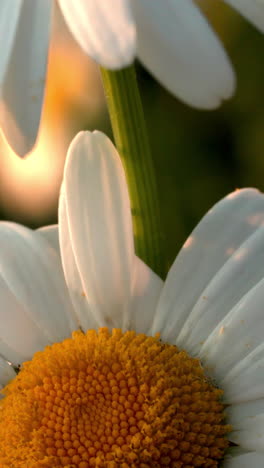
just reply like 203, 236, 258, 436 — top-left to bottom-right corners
0, 328, 230, 467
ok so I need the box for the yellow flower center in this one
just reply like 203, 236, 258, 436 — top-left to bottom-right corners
0, 328, 230, 467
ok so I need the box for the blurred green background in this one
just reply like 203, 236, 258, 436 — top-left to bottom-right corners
1, 1, 264, 270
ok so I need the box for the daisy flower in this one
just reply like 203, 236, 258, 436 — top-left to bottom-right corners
1, 1, 264, 156
1, 131, 264, 466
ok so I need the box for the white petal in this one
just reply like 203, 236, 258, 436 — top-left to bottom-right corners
59, 186, 98, 331
151, 189, 264, 342
0, 1, 22, 87
0, 0, 52, 156
60, 131, 134, 329
176, 222, 264, 355
221, 339, 264, 403
227, 400, 264, 451
0, 356, 16, 387
58, 0, 136, 69
199, 277, 264, 383
0, 222, 77, 349
36, 225, 80, 330
131, 0, 235, 109
224, 452, 264, 467
123, 256, 163, 333
0, 275, 48, 365
60, 182, 163, 333
225, 0, 264, 33
37, 224, 60, 253
227, 399, 264, 425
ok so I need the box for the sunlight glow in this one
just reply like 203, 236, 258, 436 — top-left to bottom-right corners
0, 10, 105, 226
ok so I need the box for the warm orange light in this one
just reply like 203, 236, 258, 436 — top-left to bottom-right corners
0, 8, 105, 226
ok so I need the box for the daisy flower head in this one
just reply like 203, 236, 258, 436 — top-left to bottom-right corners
2, 1, 264, 157
1, 131, 264, 466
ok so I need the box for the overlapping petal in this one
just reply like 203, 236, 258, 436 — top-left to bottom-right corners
58, 0, 136, 69
41, 223, 163, 335
131, 0, 235, 109
37, 224, 60, 252
221, 335, 264, 403
60, 131, 134, 329
225, 0, 264, 33
59, 186, 98, 331
151, 189, 264, 342
227, 399, 264, 451
126, 256, 163, 334
0, 222, 76, 364
0, 0, 52, 156
199, 277, 264, 384
224, 452, 264, 467
0, 356, 16, 388
179, 221, 264, 355
59, 131, 163, 332
0, 1, 22, 88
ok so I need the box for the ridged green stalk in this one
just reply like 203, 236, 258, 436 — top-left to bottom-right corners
101, 65, 165, 278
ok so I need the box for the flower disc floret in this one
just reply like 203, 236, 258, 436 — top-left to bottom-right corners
0, 328, 230, 467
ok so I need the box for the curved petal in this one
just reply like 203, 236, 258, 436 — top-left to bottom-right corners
58, 0, 136, 69
131, 0, 235, 109
224, 452, 264, 467
225, 0, 264, 33
0, 0, 52, 156
0, 1, 22, 87
60, 131, 134, 329
0, 222, 77, 350
227, 399, 264, 425
176, 222, 264, 355
37, 224, 60, 253
151, 189, 264, 342
221, 339, 264, 403
0, 275, 48, 365
227, 399, 264, 451
59, 186, 98, 331
123, 256, 163, 333
199, 277, 264, 383
36, 225, 83, 329
0, 356, 16, 388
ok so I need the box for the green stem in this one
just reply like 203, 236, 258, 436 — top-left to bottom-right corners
101, 65, 166, 278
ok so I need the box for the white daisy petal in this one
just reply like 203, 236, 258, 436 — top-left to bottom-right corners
227, 399, 264, 451
131, 0, 235, 109
151, 188, 264, 342
221, 338, 264, 403
0, 1, 22, 87
60, 179, 162, 332
37, 224, 60, 253
224, 451, 264, 467
0, 356, 16, 388
199, 276, 264, 382
225, 0, 264, 33
61, 131, 134, 329
123, 256, 163, 333
58, 0, 136, 69
0, 222, 77, 343
0, 275, 48, 365
0, 0, 52, 156
176, 223, 264, 355
227, 399, 264, 425
37, 223, 99, 330
59, 186, 98, 331
36, 223, 87, 326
